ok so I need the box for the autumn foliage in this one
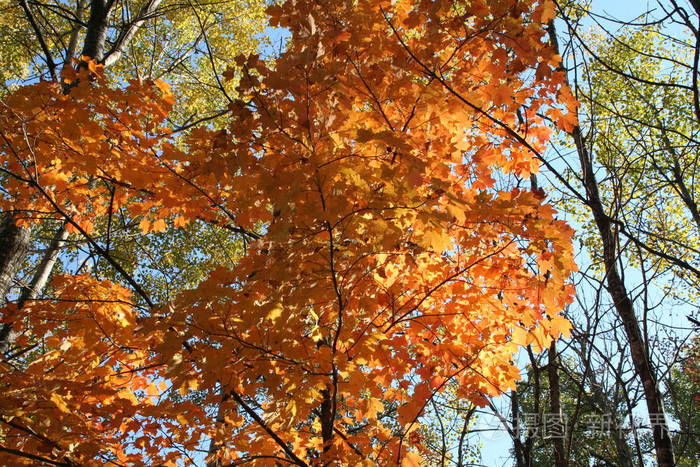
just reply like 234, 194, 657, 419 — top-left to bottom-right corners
0, 0, 577, 465
0, 64, 194, 235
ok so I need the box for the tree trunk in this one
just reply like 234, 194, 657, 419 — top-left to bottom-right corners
320, 388, 334, 454
547, 342, 566, 467
81, 0, 112, 61
0, 214, 30, 302
510, 389, 528, 467
0, 223, 68, 354
103, 0, 164, 66
205, 388, 228, 467
65, 0, 87, 63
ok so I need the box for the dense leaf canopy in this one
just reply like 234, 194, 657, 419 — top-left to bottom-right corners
0, 0, 582, 465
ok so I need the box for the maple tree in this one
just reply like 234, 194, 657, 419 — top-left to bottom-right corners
0, 0, 578, 465
0, 0, 267, 318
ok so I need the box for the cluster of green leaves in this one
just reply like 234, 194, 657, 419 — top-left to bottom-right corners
0, 0, 31, 89
572, 23, 700, 294
0, 0, 268, 121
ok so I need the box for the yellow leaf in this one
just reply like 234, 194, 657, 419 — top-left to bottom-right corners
446, 202, 466, 224
266, 302, 284, 322
139, 219, 151, 233
423, 228, 451, 252
173, 216, 189, 228
550, 315, 572, 339
154, 79, 171, 94
51, 393, 70, 413
151, 219, 167, 232
511, 326, 534, 346
402, 451, 423, 467
187, 378, 199, 391
146, 383, 160, 397
541, 0, 556, 23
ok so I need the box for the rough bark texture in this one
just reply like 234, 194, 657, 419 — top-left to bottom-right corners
0, 214, 30, 302
81, 0, 112, 61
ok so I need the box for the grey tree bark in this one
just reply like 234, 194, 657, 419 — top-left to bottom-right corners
81, 0, 114, 61
0, 215, 30, 303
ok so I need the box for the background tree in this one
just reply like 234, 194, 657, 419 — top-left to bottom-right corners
495, 0, 700, 465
